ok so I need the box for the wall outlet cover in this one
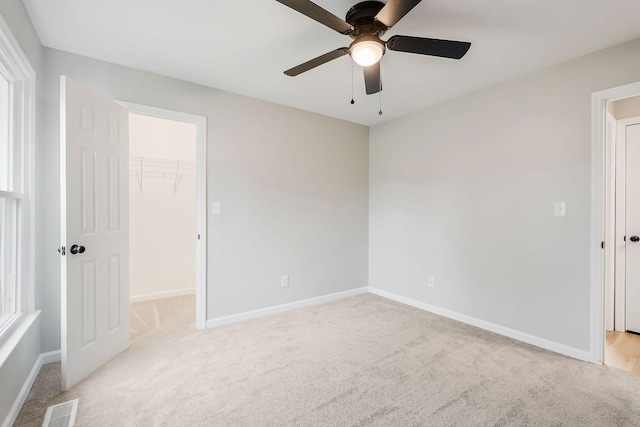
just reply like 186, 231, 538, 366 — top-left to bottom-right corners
554, 201, 566, 217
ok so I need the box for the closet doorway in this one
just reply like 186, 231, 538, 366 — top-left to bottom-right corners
122, 103, 207, 330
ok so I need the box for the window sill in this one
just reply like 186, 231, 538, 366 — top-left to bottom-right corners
0, 311, 40, 368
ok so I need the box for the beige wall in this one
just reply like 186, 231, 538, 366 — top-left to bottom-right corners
369, 38, 640, 354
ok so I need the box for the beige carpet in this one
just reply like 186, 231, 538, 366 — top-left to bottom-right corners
14, 293, 640, 426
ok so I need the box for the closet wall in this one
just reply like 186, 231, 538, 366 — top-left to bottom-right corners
610, 95, 640, 120
129, 113, 197, 302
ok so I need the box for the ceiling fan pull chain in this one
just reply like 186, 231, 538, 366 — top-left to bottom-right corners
350, 60, 355, 105
378, 65, 383, 115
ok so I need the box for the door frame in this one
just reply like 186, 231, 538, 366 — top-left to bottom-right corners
591, 81, 640, 364
118, 102, 208, 330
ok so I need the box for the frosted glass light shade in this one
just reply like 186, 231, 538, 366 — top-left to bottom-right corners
350, 39, 385, 67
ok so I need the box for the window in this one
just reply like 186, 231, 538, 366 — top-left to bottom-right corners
1, 74, 17, 328
0, 14, 35, 337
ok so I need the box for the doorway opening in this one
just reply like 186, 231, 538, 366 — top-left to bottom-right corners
128, 113, 196, 338
120, 102, 207, 331
592, 82, 640, 374
602, 95, 640, 375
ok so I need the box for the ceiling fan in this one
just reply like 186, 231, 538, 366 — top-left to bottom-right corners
276, 0, 471, 95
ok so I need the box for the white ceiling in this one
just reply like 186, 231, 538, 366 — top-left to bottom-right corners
21, 0, 640, 126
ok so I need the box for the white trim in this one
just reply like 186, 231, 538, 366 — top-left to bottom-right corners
603, 111, 616, 332
130, 288, 196, 303
369, 287, 592, 362
207, 286, 590, 361
206, 287, 368, 328
117, 102, 208, 330
41, 349, 62, 364
591, 81, 640, 365
0, 9, 37, 337
591, 90, 606, 364
614, 116, 626, 332
1, 350, 61, 427
59, 76, 68, 388
0, 190, 22, 199
0, 312, 37, 367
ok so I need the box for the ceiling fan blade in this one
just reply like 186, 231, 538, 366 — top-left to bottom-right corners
387, 35, 471, 59
363, 62, 381, 95
275, 0, 354, 34
374, 0, 422, 29
284, 48, 349, 76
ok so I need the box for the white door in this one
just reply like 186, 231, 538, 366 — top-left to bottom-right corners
626, 122, 640, 333
60, 76, 129, 390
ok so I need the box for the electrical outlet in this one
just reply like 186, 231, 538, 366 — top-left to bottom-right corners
427, 276, 435, 288
553, 201, 566, 217
281, 275, 289, 287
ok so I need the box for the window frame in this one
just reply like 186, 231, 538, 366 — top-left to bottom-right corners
0, 12, 36, 342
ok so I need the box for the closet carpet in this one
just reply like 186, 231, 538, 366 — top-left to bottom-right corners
14, 293, 640, 426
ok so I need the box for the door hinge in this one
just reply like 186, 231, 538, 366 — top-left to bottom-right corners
197, 234, 200, 240
58, 246, 66, 256
601, 241, 605, 249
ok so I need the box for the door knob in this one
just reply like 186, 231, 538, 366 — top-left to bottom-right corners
70, 244, 86, 254
630, 236, 640, 243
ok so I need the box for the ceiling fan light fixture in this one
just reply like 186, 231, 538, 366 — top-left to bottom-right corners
350, 37, 385, 67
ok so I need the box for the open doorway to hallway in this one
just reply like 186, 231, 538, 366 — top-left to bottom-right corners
605, 331, 640, 375
602, 94, 640, 376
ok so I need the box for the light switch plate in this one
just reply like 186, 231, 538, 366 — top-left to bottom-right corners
212, 202, 221, 215
554, 201, 566, 217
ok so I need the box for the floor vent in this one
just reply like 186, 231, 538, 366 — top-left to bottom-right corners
42, 399, 78, 427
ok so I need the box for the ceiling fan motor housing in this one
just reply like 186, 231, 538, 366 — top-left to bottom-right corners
346, 1, 387, 65
346, 1, 387, 38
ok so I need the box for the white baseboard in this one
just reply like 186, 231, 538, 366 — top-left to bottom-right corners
207, 287, 368, 328
368, 287, 592, 362
2, 350, 61, 427
130, 288, 195, 303
40, 350, 62, 365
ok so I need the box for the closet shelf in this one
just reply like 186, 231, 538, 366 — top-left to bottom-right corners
129, 156, 196, 194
